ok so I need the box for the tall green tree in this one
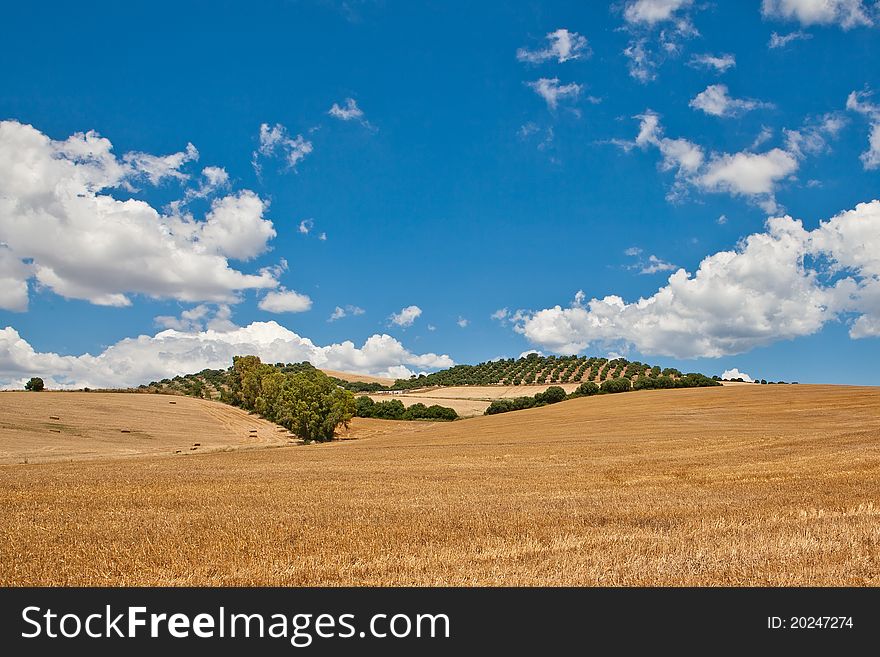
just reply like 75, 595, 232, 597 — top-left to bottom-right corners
25, 377, 44, 392
276, 369, 356, 442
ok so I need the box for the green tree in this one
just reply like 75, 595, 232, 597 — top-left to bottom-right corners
575, 381, 600, 396
25, 377, 44, 392
277, 369, 356, 442
600, 377, 631, 394
535, 385, 566, 405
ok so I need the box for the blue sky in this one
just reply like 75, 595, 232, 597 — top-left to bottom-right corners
1, 0, 879, 387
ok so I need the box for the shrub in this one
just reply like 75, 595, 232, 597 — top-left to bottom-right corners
25, 377, 44, 392
535, 386, 566, 405
355, 395, 376, 417
370, 399, 407, 420
600, 377, 631, 394
575, 381, 600, 396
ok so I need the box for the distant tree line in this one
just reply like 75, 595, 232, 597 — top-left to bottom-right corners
355, 397, 458, 421
484, 373, 721, 416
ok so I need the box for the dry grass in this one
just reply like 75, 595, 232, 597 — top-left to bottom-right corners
320, 369, 396, 386
367, 383, 585, 417
0, 392, 294, 464
1, 384, 879, 586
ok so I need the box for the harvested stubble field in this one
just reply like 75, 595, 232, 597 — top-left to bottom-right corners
0, 392, 291, 464
366, 383, 584, 417
1, 384, 879, 586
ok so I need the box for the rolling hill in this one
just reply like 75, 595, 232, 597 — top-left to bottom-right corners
2, 383, 878, 586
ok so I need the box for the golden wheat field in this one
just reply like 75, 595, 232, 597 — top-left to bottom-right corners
366, 383, 585, 417
1, 384, 879, 586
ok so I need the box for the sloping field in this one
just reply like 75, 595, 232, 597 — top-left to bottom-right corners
1, 385, 879, 585
367, 383, 584, 417
320, 369, 396, 386
0, 392, 295, 463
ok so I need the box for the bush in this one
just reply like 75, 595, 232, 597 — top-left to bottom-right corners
355, 395, 376, 417
575, 381, 600, 396
535, 386, 566, 405
25, 377, 44, 392
370, 399, 407, 420
632, 377, 655, 391
600, 377, 631, 394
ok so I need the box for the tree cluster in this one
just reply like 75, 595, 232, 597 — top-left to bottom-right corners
355, 397, 458, 421
228, 356, 356, 442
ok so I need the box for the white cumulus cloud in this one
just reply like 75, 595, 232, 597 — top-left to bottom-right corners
0, 321, 455, 389
846, 90, 880, 169
0, 120, 280, 311
258, 289, 313, 314
509, 200, 880, 357
620, 0, 699, 82
761, 0, 874, 29
721, 368, 754, 382
689, 84, 773, 117
620, 109, 841, 211
389, 305, 422, 327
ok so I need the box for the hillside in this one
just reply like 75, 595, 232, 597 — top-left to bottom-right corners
139, 353, 721, 401
0, 392, 295, 464
2, 384, 878, 586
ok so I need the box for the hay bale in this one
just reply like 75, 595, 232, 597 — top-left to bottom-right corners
120, 429, 131, 433
193, 443, 201, 447
49, 429, 61, 434
49, 415, 60, 420
168, 401, 177, 405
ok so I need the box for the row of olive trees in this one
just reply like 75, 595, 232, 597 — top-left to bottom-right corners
226, 356, 356, 442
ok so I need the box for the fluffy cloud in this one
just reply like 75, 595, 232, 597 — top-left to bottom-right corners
689, 53, 736, 72
517, 29, 590, 64
624, 0, 693, 25
389, 305, 422, 327
699, 149, 798, 198
0, 246, 32, 312
258, 289, 313, 314
154, 304, 236, 332
761, 0, 874, 29
846, 90, 880, 169
689, 84, 773, 117
509, 200, 880, 357
457, 317, 469, 328
620, 0, 699, 81
526, 78, 583, 109
0, 120, 280, 310
253, 122, 313, 174
721, 368, 753, 382
0, 321, 455, 389
621, 110, 841, 211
